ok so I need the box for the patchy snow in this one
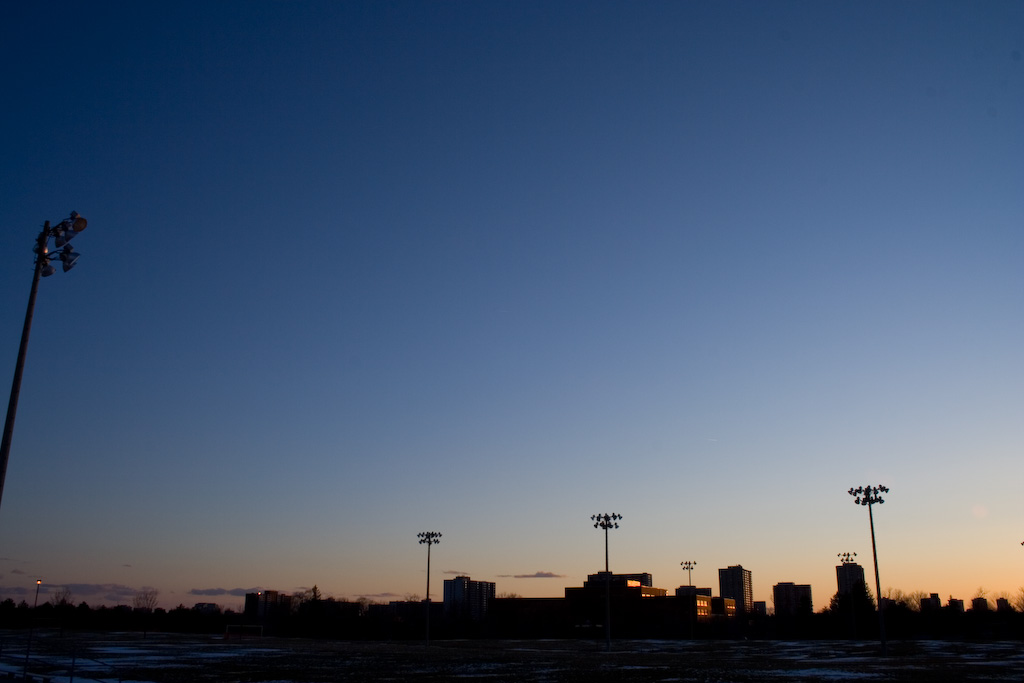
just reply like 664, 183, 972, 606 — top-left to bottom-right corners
769, 669, 881, 680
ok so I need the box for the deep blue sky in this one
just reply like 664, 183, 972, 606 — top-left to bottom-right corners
1, 1, 1022, 609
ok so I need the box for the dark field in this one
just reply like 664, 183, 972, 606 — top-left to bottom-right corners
3, 631, 1024, 682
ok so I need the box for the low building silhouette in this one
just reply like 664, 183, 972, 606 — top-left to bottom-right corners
675, 585, 713, 620
920, 593, 941, 612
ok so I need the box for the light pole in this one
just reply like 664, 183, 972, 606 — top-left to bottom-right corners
680, 560, 697, 586
417, 531, 441, 642
592, 513, 621, 651
849, 485, 888, 655
1, 212, 88, 511
23, 579, 41, 677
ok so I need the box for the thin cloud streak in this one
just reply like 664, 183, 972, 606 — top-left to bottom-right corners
189, 587, 260, 597
0, 583, 143, 605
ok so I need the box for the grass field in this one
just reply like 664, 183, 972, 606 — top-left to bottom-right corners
2, 631, 1023, 682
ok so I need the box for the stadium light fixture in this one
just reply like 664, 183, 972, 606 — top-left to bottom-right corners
1, 213, 88, 512
417, 531, 441, 642
849, 485, 889, 655
591, 513, 621, 651
680, 560, 697, 586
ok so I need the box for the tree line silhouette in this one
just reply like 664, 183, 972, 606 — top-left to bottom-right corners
2, 581, 1024, 642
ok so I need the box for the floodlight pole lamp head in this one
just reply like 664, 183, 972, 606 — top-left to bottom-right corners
0, 212, 87, 513
591, 513, 621, 573
680, 560, 697, 586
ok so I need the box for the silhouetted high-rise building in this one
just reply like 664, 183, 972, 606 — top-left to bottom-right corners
718, 565, 752, 614
773, 582, 813, 617
443, 576, 495, 621
836, 561, 866, 596
244, 590, 292, 620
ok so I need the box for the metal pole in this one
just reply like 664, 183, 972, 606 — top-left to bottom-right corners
417, 531, 440, 643
848, 485, 888, 655
604, 525, 609, 572
425, 540, 431, 642
591, 513, 619, 652
0, 227, 47, 511
604, 523, 611, 651
868, 503, 887, 655
23, 579, 41, 677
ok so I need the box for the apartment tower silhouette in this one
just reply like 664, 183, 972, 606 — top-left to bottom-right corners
718, 565, 753, 615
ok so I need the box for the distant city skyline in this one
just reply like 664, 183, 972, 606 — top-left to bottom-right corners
0, 536, 1018, 613
1, 1, 1022, 612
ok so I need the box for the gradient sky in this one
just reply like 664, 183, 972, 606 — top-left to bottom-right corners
1, 1, 1022, 612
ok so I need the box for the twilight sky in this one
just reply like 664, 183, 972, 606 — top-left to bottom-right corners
1, 1, 1022, 611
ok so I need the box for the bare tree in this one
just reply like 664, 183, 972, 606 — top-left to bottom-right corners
1013, 587, 1024, 612
882, 587, 906, 606
50, 586, 73, 607
905, 590, 928, 611
132, 588, 159, 612
884, 588, 929, 611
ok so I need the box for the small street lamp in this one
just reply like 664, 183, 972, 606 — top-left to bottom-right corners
680, 560, 697, 586
1, 212, 88, 511
592, 513, 621, 651
849, 484, 889, 655
417, 531, 441, 642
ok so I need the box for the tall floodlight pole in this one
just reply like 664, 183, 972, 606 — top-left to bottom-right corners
1, 212, 88, 511
849, 485, 889, 655
23, 579, 41, 677
680, 560, 697, 586
592, 513, 621, 651
417, 531, 441, 642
